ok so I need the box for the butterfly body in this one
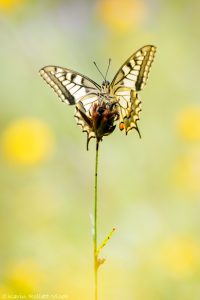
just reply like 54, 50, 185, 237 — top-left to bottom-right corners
39, 45, 156, 148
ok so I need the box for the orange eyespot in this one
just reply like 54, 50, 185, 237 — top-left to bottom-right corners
119, 123, 125, 130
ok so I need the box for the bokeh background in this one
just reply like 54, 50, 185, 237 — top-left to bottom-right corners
1, 0, 200, 299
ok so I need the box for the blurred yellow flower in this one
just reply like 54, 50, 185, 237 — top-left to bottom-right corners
0, 284, 11, 296
1, 118, 54, 165
176, 106, 200, 141
97, 0, 146, 32
7, 260, 43, 293
0, 0, 24, 12
160, 237, 200, 279
174, 149, 200, 192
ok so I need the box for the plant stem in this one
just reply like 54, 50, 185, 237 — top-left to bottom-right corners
94, 141, 99, 300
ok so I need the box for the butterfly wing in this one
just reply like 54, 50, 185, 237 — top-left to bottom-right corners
117, 90, 142, 135
39, 66, 101, 105
40, 66, 102, 145
111, 45, 156, 134
111, 45, 156, 92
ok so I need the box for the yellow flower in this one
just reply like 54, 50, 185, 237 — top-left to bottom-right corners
160, 237, 200, 279
176, 106, 200, 141
0, 284, 11, 296
1, 118, 54, 165
0, 0, 24, 12
7, 260, 43, 293
97, 0, 146, 32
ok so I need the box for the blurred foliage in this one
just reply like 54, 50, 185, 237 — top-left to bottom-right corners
1, 0, 200, 299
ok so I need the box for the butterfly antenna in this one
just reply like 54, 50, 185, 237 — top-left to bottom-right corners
105, 58, 111, 81
93, 61, 105, 80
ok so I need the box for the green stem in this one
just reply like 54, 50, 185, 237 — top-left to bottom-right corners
94, 141, 99, 300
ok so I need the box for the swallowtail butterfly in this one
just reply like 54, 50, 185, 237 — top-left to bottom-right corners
39, 45, 156, 148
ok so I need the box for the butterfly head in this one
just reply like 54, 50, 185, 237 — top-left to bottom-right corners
93, 59, 111, 94
101, 80, 110, 93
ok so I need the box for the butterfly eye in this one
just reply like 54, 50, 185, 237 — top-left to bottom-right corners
102, 80, 110, 87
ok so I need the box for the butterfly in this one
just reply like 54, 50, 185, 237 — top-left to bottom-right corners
39, 45, 156, 149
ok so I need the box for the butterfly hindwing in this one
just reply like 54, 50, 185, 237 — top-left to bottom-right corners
39, 66, 101, 105
118, 91, 142, 134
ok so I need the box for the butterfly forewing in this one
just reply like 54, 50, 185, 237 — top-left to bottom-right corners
39, 66, 101, 105
111, 45, 156, 92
